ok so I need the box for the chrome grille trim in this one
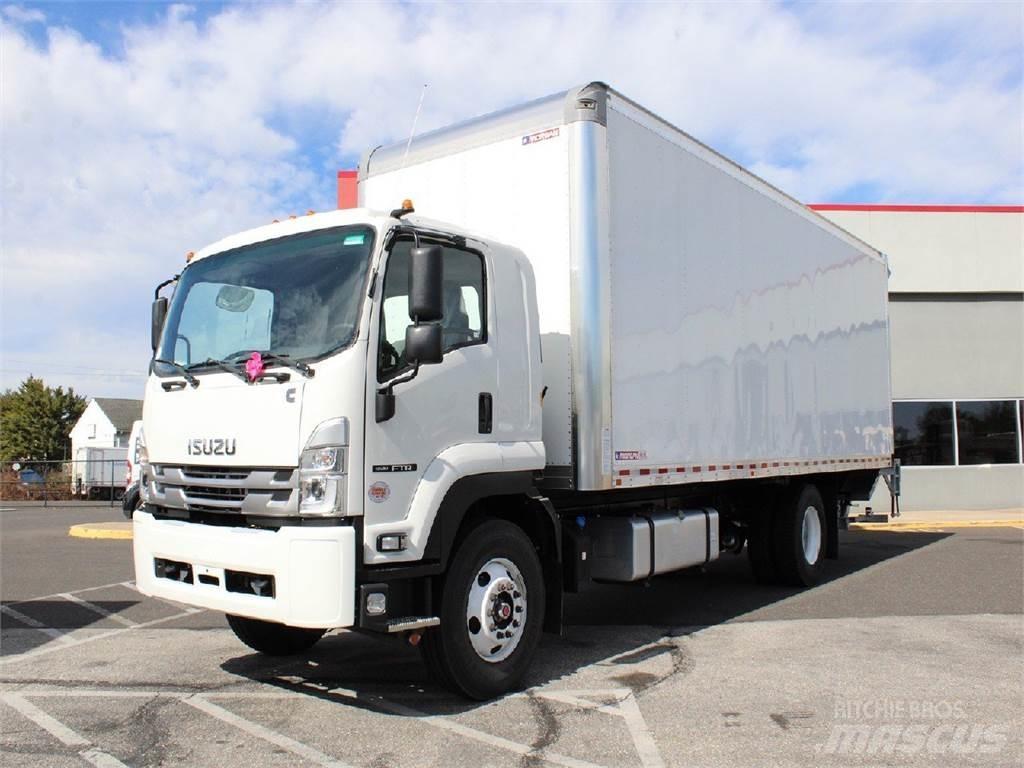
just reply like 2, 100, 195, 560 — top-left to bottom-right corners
148, 464, 299, 516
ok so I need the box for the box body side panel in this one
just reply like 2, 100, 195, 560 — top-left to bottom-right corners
605, 102, 893, 481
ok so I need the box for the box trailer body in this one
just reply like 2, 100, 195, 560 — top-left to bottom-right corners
359, 83, 893, 492
73, 446, 128, 496
133, 83, 894, 700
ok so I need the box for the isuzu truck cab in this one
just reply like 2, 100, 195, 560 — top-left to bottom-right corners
134, 83, 894, 699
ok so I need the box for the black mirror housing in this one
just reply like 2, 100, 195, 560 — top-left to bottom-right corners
405, 323, 442, 365
375, 390, 396, 423
409, 245, 443, 322
151, 297, 169, 352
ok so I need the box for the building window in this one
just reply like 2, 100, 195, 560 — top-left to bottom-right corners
893, 402, 955, 466
956, 400, 1020, 465
893, 398, 1023, 467
88, 424, 96, 439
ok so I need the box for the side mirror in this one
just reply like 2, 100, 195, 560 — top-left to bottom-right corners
151, 297, 169, 352
409, 245, 443, 322
405, 323, 442, 365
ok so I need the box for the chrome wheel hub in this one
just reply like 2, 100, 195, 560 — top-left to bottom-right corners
801, 505, 822, 565
465, 557, 526, 663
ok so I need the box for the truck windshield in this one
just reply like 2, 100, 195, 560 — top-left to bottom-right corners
154, 226, 374, 373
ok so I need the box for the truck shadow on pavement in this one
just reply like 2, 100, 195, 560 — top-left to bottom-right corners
220, 528, 953, 716
0, 600, 138, 657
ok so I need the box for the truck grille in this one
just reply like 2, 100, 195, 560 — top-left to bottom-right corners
182, 485, 247, 501
148, 464, 298, 516
180, 466, 250, 481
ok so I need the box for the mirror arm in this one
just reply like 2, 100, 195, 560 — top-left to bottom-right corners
377, 362, 421, 398
375, 362, 420, 423
389, 225, 421, 250
154, 273, 180, 300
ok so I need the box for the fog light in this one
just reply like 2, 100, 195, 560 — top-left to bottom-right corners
377, 534, 406, 552
366, 592, 387, 616
301, 476, 327, 502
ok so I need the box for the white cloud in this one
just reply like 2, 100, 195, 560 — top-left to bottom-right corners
0, 1, 1020, 397
2, 4, 44, 24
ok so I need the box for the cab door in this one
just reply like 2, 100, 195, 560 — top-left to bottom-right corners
362, 233, 497, 560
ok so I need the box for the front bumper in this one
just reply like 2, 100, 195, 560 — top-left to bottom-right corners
133, 510, 355, 628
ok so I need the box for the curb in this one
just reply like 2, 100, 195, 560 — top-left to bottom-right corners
851, 520, 1024, 532
68, 522, 134, 540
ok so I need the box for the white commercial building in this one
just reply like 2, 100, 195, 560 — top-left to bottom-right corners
813, 205, 1023, 512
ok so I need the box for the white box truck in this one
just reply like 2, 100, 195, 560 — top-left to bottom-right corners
134, 83, 894, 699
73, 446, 129, 498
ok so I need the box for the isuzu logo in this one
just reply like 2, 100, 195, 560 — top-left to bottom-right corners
187, 438, 237, 456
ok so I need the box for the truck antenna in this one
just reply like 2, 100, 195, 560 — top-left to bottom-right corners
401, 84, 428, 172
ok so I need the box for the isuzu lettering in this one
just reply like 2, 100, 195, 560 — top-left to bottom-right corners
134, 83, 895, 699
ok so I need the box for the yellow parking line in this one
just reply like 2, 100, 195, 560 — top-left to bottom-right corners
851, 520, 1024, 532
68, 522, 133, 540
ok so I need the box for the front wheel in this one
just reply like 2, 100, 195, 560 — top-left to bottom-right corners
421, 519, 545, 700
226, 615, 325, 656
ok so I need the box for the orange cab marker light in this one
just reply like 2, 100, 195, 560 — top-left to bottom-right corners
288, 214, 297, 220
306, 210, 315, 216
185, 251, 195, 262
403, 199, 413, 210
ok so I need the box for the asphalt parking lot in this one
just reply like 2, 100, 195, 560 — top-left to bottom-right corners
1, 503, 1021, 768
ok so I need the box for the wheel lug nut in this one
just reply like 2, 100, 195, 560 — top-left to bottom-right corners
513, 620, 520, 628
515, 606, 523, 613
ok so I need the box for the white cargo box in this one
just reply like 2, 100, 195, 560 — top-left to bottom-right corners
360, 83, 893, 492
73, 446, 128, 493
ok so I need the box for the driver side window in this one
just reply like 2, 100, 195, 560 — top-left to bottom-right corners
377, 239, 486, 380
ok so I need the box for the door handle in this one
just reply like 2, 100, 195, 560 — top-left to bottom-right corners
478, 393, 493, 434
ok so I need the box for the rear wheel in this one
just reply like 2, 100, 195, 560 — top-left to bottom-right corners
226, 615, 325, 656
421, 519, 544, 700
772, 484, 826, 587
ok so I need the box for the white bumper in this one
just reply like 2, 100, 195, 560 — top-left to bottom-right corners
132, 510, 355, 629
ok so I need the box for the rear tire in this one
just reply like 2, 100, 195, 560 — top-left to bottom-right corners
226, 615, 325, 656
421, 519, 544, 700
772, 484, 826, 587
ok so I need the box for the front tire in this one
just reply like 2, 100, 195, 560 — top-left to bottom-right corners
421, 519, 545, 700
226, 615, 325, 656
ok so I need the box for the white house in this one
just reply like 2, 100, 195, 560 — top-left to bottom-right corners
69, 398, 143, 453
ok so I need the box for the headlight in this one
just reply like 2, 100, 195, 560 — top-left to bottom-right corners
300, 447, 343, 472
137, 426, 148, 465
298, 418, 348, 516
137, 426, 150, 502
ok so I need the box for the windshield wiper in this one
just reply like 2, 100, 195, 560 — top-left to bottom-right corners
190, 358, 250, 382
153, 359, 199, 388
258, 352, 315, 379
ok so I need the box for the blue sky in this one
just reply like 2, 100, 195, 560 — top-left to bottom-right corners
1, 1, 1021, 398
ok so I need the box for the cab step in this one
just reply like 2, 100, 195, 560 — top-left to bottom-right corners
386, 616, 440, 633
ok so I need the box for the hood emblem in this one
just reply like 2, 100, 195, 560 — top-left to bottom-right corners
188, 438, 236, 456
245, 352, 265, 382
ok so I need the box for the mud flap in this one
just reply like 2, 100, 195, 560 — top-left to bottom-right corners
543, 559, 564, 635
